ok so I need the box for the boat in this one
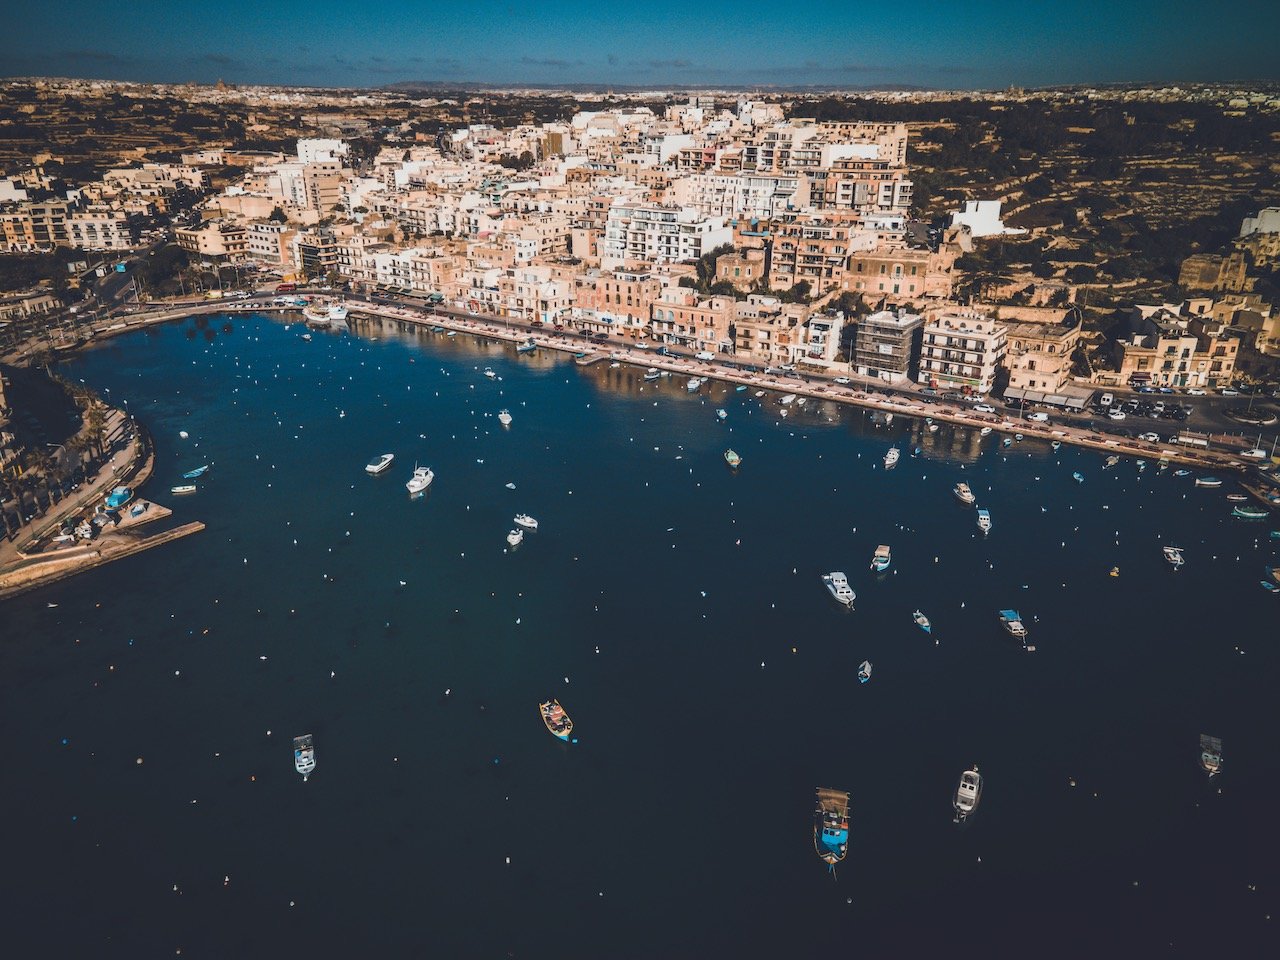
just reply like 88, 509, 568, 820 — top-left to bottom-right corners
182, 464, 210, 479
1199, 734, 1223, 777
328, 303, 348, 323
1136, 459, 1147, 472
686, 377, 703, 392
514, 513, 538, 530
1015, 433, 1024, 442
301, 332, 312, 341
1052, 440, 1062, 451
1072, 471, 1085, 483
506, 528, 524, 547
884, 447, 900, 468
1163, 545, 1185, 569
643, 368, 661, 382
483, 367, 497, 379
913, 610, 931, 634
1195, 477, 1223, 488
870, 544, 891, 573
1105, 456, 1120, 469
406, 464, 434, 495
953, 766, 982, 823
953, 482, 976, 505
976, 508, 992, 533
716, 408, 727, 420
431, 325, 446, 334
1233, 505, 1269, 520
516, 339, 537, 354
293, 734, 315, 781
796, 398, 808, 407
1226, 493, 1249, 502
178, 430, 189, 440
813, 788, 851, 868
754, 390, 765, 398
821, 571, 855, 607
1263, 580, 1280, 594
170, 484, 197, 495
735, 385, 747, 392
979, 426, 992, 437
1001, 437, 1012, 448
1271, 530, 1280, 540
539, 699, 572, 741
780, 394, 797, 406
498, 409, 513, 426
1173, 469, 1191, 477
998, 609, 1030, 645
857, 660, 872, 683
366, 453, 395, 475
104, 486, 133, 510
302, 304, 331, 327
724, 448, 742, 469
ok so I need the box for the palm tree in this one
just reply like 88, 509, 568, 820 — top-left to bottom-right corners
85, 404, 108, 460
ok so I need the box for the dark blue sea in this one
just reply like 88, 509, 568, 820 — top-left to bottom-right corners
2, 312, 1278, 957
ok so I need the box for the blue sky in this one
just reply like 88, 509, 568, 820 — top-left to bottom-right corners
5, 0, 1279, 89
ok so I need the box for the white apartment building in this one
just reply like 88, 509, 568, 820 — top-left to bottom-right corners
296, 138, 349, 165
247, 221, 297, 267
601, 202, 732, 270
918, 310, 1008, 394
668, 172, 808, 219
66, 207, 131, 250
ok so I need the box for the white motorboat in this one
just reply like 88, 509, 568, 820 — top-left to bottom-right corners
483, 367, 497, 379
716, 408, 727, 420
643, 368, 661, 382
328, 303, 349, 323
999, 609, 1032, 649
498, 409, 513, 426
293, 734, 315, 781
857, 660, 872, 684
406, 464, 435, 495
884, 447, 900, 468
979, 426, 992, 436
506, 528, 524, 547
1163, 545, 1185, 569
976, 508, 992, 533
170, 484, 197, 495
366, 453, 395, 475
514, 513, 538, 530
302, 304, 331, 327
780, 394, 797, 406
953, 766, 982, 822
687, 377, 703, 392
953, 482, 976, 505
822, 571, 855, 607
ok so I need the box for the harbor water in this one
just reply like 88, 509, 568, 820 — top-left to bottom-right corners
2, 312, 1277, 957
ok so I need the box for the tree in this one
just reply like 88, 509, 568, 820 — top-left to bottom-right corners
268, 206, 287, 223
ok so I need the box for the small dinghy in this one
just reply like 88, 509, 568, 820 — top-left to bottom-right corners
857, 660, 872, 684
913, 610, 931, 634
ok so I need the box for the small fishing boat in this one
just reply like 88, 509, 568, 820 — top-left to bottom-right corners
822, 571, 855, 607
506, 528, 524, 547
406, 464, 434, 495
1015, 434, 1024, 442
857, 660, 872, 683
1173, 469, 1191, 477
504, 482, 515, 489
1072, 471, 1085, 483
178, 430, 189, 439
302, 304, 331, 327
913, 610, 931, 634
884, 447, 900, 468
953, 482, 976, 505
643, 368, 661, 382
1195, 477, 1223, 488
716, 408, 727, 420
1051, 440, 1061, 451
293, 734, 315, 782
1262, 580, 1280, 594
1163, 545, 1185, 569
182, 464, 210, 479
1226, 493, 1248, 502
953, 766, 982, 823
1001, 437, 1012, 448
498, 409, 513, 426
998, 609, 1031, 648
976, 508, 992, 533
979, 426, 992, 437
1136, 460, 1147, 472
735, 385, 747, 392
686, 377, 703, 392
431, 325, 445, 333
1233, 504, 1269, 520
1271, 530, 1280, 540
724, 448, 742, 469
366, 453, 395, 475
754, 390, 765, 398
540, 699, 572, 741
1199, 734, 1223, 777
516, 339, 537, 354
104, 486, 133, 510
780, 394, 797, 406
1105, 456, 1120, 469
514, 513, 538, 530
170, 484, 197, 495
870, 544, 891, 573
301, 332, 312, 341
813, 788, 850, 868
483, 367, 497, 379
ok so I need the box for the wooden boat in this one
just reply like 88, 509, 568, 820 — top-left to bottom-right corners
723, 448, 742, 469
870, 544, 891, 573
293, 734, 315, 781
170, 484, 197, 495
813, 788, 851, 867
953, 766, 982, 823
1199, 734, 1223, 777
182, 464, 210, 479
913, 610, 931, 634
1233, 505, 1269, 520
1105, 456, 1120, 469
1195, 477, 1223, 488
999, 609, 1033, 650
539, 699, 573, 741
1226, 493, 1248, 502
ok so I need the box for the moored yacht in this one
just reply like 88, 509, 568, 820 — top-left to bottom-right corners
813, 788, 851, 868
998, 609, 1032, 649
857, 659, 872, 683
822, 571, 855, 607
1199, 734, 1223, 777
498, 409, 513, 426
884, 447, 900, 468
643, 368, 661, 382
302, 303, 331, 327
1163, 545, 1185, 569
953, 482, 976, 505
293, 734, 315, 781
540, 699, 573, 741
366, 453, 395, 475
328, 302, 349, 323
514, 513, 538, 530
870, 544, 891, 573
724, 448, 742, 469
976, 508, 992, 533
506, 527, 524, 547
406, 464, 434, 495
953, 766, 982, 822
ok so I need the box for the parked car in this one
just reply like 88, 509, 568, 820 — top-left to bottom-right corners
1109, 410, 1127, 420
833, 377, 851, 385
1219, 387, 1240, 396
1185, 387, 1206, 396
1138, 432, 1160, 442
972, 403, 996, 413
696, 351, 716, 361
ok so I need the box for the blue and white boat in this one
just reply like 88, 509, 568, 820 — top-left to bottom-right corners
913, 610, 931, 634
516, 338, 537, 354
293, 734, 315, 782
716, 408, 727, 420
104, 486, 133, 510
857, 660, 872, 683
1001, 437, 1013, 448
813, 788, 850, 868
366, 453, 395, 475
999, 609, 1033, 650
976, 508, 992, 534
870, 544, 891, 573
182, 464, 210, 479
1072, 471, 1084, 483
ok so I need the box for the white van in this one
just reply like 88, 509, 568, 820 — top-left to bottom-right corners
1099, 393, 1114, 407
1027, 412, 1050, 423
695, 351, 715, 361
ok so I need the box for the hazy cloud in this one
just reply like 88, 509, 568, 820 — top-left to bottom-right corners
201, 53, 238, 67
518, 56, 580, 68
63, 48, 127, 63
